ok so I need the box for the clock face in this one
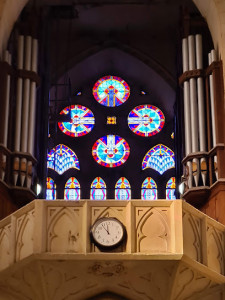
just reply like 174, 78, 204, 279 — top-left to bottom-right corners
91, 217, 125, 248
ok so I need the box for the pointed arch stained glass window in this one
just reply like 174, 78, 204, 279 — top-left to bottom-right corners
92, 135, 130, 168
115, 177, 131, 200
166, 177, 176, 200
64, 177, 80, 200
47, 144, 80, 175
128, 105, 165, 137
141, 177, 157, 200
93, 75, 130, 107
142, 144, 175, 174
58, 105, 95, 137
90, 177, 106, 200
46, 177, 56, 200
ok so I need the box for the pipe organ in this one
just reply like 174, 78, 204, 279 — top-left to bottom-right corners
180, 34, 225, 205
0, 34, 39, 210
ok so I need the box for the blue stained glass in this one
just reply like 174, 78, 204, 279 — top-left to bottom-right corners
46, 177, 56, 200
128, 105, 165, 137
115, 177, 131, 200
93, 75, 130, 107
92, 135, 130, 168
90, 177, 106, 200
58, 105, 95, 137
141, 177, 157, 200
142, 144, 175, 175
64, 177, 80, 200
47, 144, 80, 175
166, 177, 176, 200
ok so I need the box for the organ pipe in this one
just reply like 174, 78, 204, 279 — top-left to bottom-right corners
182, 38, 192, 156
209, 50, 217, 147
3, 51, 11, 147
21, 36, 32, 154
195, 35, 206, 152
14, 36, 24, 185
14, 35, 24, 152
28, 39, 38, 156
188, 35, 199, 153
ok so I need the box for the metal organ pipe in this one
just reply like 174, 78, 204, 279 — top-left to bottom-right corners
188, 35, 199, 153
15, 35, 24, 152
14, 36, 24, 185
209, 50, 217, 147
182, 38, 192, 156
195, 34, 206, 152
209, 50, 218, 180
28, 39, 38, 156
21, 36, 32, 154
3, 51, 11, 147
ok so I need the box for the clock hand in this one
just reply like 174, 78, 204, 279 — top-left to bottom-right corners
102, 224, 110, 235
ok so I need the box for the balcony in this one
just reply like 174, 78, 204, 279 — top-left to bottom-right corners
0, 200, 224, 299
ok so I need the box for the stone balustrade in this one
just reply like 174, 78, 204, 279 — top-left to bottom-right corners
0, 200, 224, 300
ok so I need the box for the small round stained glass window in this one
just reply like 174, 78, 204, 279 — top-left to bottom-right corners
92, 135, 130, 168
58, 105, 95, 137
93, 75, 130, 107
128, 104, 165, 137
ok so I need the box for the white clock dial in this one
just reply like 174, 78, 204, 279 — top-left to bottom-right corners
91, 217, 125, 248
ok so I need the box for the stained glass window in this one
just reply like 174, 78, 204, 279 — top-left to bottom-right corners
142, 144, 175, 174
47, 144, 80, 175
141, 177, 157, 200
90, 177, 106, 200
128, 105, 165, 137
93, 75, 130, 107
46, 177, 56, 200
58, 105, 95, 137
64, 177, 80, 200
115, 177, 131, 200
166, 177, 176, 200
92, 135, 130, 168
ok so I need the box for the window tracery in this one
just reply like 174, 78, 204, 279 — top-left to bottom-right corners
64, 177, 80, 200
142, 144, 175, 174
141, 177, 157, 200
46, 177, 56, 200
47, 144, 80, 175
90, 177, 107, 200
115, 177, 131, 200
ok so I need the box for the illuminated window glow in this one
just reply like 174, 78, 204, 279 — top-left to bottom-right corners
64, 177, 80, 200
166, 177, 176, 200
90, 177, 106, 200
58, 105, 95, 137
141, 177, 157, 200
142, 144, 175, 174
92, 135, 130, 168
46, 177, 56, 200
93, 75, 130, 107
115, 177, 131, 200
128, 105, 165, 137
47, 144, 80, 175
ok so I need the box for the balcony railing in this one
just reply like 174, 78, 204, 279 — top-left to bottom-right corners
0, 200, 224, 299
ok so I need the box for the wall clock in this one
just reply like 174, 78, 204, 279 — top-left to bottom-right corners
90, 217, 126, 249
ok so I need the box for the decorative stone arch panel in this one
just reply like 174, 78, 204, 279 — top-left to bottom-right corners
47, 206, 82, 253
136, 207, 171, 253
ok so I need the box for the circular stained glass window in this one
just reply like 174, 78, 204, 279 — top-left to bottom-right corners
128, 104, 165, 137
92, 135, 130, 168
93, 75, 130, 107
58, 105, 95, 137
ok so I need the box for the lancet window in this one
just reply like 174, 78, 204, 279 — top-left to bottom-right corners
90, 177, 107, 200
141, 177, 157, 200
46, 177, 56, 200
64, 177, 80, 200
115, 177, 131, 200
